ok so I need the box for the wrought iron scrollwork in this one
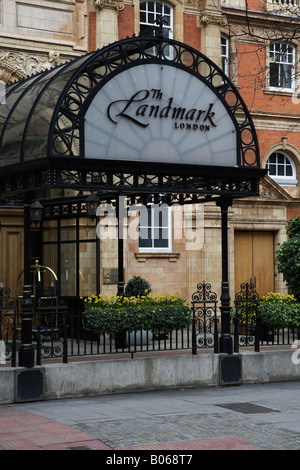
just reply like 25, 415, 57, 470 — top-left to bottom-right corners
235, 281, 259, 302
50, 36, 260, 169
234, 281, 260, 351
191, 281, 219, 353
36, 296, 67, 364
192, 281, 218, 303
0, 285, 17, 365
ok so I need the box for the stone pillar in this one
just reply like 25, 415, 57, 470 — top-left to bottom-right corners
198, 0, 228, 69
94, 0, 124, 49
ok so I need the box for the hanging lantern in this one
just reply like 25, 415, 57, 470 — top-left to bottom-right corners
86, 193, 100, 220
30, 200, 43, 224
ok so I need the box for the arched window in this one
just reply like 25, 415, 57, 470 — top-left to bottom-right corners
140, 1, 173, 40
266, 151, 298, 186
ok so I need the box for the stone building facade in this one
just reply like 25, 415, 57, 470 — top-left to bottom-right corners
0, 0, 299, 303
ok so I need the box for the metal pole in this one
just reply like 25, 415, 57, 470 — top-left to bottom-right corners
217, 198, 233, 355
19, 203, 34, 368
116, 196, 125, 297
192, 303, 197, 355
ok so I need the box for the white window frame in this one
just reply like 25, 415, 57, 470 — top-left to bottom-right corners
138, 203, 172, 253
140, 1, 173, 58
221, 35, 229, 76
266, 151, 298, 186
269, 41, 296, 92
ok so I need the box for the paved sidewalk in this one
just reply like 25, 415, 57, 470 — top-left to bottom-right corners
1, 381, 300, 451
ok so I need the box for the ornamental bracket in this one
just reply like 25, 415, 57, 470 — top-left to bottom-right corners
95, 0, 124, 11
199, 13, 228, 27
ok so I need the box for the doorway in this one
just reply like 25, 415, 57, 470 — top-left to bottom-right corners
234, 231, 274, 297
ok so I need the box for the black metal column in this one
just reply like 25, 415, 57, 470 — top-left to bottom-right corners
19, 203, 34, 368
217, 198, 233, 355
116, 196, 125, 297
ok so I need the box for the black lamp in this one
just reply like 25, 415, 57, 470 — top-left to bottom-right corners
30, 200, 43, 224
86, 193, 100, 220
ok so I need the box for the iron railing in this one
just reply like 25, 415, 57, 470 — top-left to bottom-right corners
1, 282, 300, 367
0, 285, 17, 367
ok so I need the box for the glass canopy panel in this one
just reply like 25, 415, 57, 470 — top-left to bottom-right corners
23, 54, 90, 160
84, 63, 237, 166
0, 36, 260, 173
0, 53, 90, 166
22, 65, 71, 161
0, 67, 63, 166
0, 73, 48, 167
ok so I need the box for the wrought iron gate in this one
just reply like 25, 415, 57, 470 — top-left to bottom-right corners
0, 285, 17, 366
233, 281, 260, 352
191, 281, 219, 354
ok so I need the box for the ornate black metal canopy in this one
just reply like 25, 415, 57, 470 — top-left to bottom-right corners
0, 35, 266, 206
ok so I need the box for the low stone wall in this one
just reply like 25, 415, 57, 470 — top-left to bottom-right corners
1, 349, 299, 404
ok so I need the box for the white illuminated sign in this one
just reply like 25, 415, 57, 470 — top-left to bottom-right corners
84, 63, 237, 167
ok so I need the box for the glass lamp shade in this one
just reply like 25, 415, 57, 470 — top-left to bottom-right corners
30, 200, 43, 224
86, 193, 100, 219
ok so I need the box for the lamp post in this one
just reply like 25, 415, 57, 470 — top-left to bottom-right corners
86, 193, 101, 296
116, 196, 125, 297
217, 198, 233, 355
19, 200, 43, 368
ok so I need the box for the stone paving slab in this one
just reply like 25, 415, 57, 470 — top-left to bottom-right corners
120, 437, 261, 450
1, 381, 300, 451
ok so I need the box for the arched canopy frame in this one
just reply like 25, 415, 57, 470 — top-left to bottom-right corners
0, 35, 265, 205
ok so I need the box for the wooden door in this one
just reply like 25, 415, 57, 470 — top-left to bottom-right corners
234, 231, 274, 297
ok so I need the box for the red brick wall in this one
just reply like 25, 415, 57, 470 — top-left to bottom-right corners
183, 13, 200, 51
257, 127, 300, 221
237, 42, 298, 117
118, 5, 135, 40
287, 206, 300, 219
89, 11, 96, 52
256, 129, 300, 162
244, 0, 264, 11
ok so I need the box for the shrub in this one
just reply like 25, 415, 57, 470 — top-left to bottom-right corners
124, 276, 151, 297
276, 217, 300, 301
257, 292, 300, 329
231, 302, 257, 328
83, 292, 192, 335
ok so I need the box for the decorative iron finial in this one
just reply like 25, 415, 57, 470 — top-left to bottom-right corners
139, 13, 167, 38
154, 14, 167, 38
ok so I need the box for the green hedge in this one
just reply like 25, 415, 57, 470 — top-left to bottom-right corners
253, 293, 300, 330
232, 292, 300, 330
83, 304, 192, 335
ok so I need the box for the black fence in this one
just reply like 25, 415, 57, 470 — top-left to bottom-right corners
0, 285, 17, 367
1, 282, 300, 367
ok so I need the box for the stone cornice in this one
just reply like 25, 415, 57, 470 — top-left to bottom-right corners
250, 111, 300, 132
222, 5, 300, 29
